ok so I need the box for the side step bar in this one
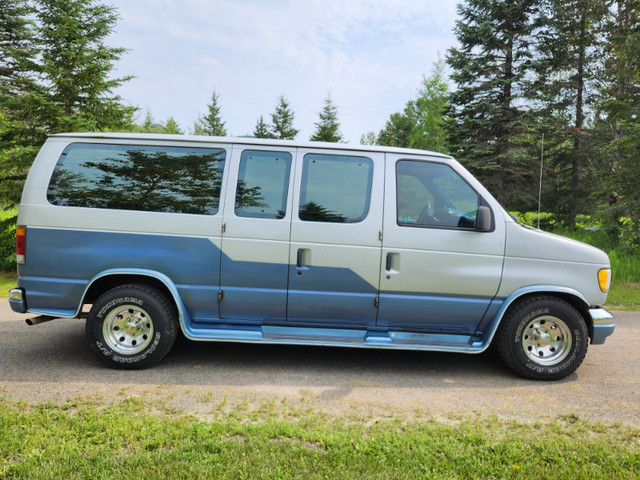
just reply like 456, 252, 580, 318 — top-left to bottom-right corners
182, 322, 488, 354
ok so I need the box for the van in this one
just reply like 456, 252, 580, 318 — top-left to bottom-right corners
9, 133, 615, 380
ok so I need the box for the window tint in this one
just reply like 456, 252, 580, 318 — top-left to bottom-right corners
47, 143, 225, 215
235, 150, 292, 219
397, 160, 479, 229
299, 154, 373, 223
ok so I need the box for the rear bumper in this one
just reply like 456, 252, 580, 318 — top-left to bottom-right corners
589, 307, 615, 344
9, 288, 27, 314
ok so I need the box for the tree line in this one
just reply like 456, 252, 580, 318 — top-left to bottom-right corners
1, 0, 639, 252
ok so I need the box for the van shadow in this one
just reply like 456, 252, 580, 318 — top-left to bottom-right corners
2, 319, 523, 389
160, 332, 515, 389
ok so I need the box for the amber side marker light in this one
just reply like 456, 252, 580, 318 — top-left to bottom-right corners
598, 268, 611, 293
16, 226, 26, 264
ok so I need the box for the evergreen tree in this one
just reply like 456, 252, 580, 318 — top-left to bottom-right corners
270, 95, 298, 140
376, 59, 449, 152
0, 0, 43, 208
194, 89, 227, 136
35, 0, 135, 133
360, 131, 377, 145
0, 0, 135, 218
446, 0, 541, 209
136, 110, 158, 133
134, 111, 183, 134
598, 0, 640, 248
410, 58, 449, 152
0, 0, 38, 94
377, 108, 415, 147
310, 94, 344, 142
533, 0, 609, 227
252, 114, 272, 138
164, 117, 183, 135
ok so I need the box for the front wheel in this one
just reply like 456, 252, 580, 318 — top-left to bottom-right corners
496, 296, 588, 380
86, 284, 178, 369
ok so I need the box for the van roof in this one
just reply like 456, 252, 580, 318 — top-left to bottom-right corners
50, 132, 453, 159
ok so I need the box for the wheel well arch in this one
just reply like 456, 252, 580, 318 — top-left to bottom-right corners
500, 290, 593, 335
82, 273, 176, 310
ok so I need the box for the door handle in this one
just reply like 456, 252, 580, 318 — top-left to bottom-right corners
296, 249, 304, 268
385, 252, 392, 271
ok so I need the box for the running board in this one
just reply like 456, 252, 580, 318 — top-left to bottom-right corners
182, 323, 487, 353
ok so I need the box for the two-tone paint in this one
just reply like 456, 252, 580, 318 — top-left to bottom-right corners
10, 133, 615, 355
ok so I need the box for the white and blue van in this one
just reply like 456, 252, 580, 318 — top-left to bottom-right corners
9, 133, 615, 379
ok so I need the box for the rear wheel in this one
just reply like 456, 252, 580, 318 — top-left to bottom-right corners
496, 296, 588, 380
86, 284, 178, 369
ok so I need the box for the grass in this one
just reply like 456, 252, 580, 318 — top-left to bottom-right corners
0, 272, 16, 295
0, 396, 638, 479
551, 226, 640, 284
545, 227, 639, 310
605, 283, 640, 311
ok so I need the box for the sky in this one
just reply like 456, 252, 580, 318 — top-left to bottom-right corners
105, 0, 459, 143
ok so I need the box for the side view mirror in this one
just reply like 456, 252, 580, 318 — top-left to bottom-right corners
476, 205, 492, 232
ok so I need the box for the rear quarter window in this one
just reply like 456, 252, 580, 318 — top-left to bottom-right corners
47, 143, 226, 215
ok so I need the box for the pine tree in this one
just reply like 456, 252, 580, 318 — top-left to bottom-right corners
35, 0, 135, 133
194, 89, 227, 136
446, 0, 541, 209
533, 0, 609, 227
138, 110, 159, 133
0, 0, 38, 94
377, 109, 415, 147
410, 58, 449, 152
270, 95, 298, 140
598, 0, 640, 248
360, 132, 377, 145
252, 114, 272, 138
164, 117, 183, 135
134, 111, 183, 134
0, 0, 44, 209
310, 94, 344, 142
1, 0, 135, 218
376, 59, 449, 152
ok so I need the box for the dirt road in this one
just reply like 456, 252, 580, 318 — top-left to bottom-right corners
1, 303, 638, 426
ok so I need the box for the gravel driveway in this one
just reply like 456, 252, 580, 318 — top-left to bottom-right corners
1, 303, 638, 426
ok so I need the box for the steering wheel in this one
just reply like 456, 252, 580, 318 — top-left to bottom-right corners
417, 202, 437, 225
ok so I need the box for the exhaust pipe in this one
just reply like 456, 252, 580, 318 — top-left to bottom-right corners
26, 315, 56, 326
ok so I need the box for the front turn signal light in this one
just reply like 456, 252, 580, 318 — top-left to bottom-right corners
598, 269, 611, 293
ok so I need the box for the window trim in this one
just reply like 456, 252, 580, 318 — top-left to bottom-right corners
395, 159, 494, 232
234, 149, 292, 220
298, 153, 374, 224
46, 142, 226, 216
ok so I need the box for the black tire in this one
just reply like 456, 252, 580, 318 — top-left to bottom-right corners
86, 284, 178, 369
496, 296, 588, 380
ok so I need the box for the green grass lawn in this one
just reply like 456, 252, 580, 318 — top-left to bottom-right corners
0, 396, 638, 479
0, 271, 16, 295
605, 283, 640, 311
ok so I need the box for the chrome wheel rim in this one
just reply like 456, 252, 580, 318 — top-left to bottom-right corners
522, 315, 572, 366
103, 304, 154, 355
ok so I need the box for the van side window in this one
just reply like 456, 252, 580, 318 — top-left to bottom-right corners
47, 143, 225, 215
235, 150, 292, 219
397, 160, 479, 229
299, 154, 373, 223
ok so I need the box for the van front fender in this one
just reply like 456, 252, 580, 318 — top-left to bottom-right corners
479, 285, 591, 349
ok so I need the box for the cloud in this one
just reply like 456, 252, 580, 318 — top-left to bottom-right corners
107, 0, 458, 141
